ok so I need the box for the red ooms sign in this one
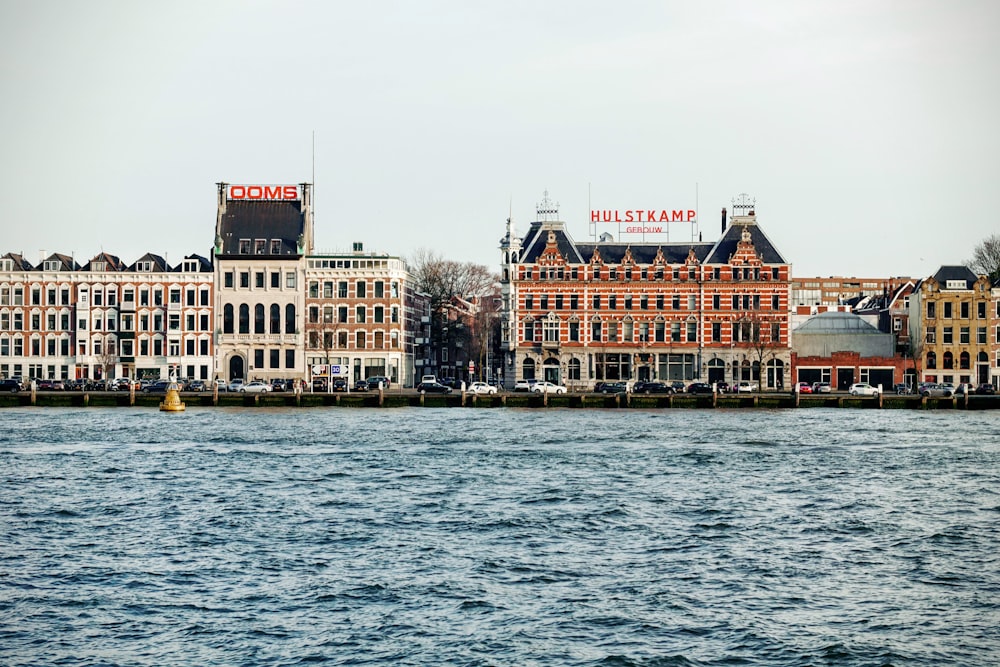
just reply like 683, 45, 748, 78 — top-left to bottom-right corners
228, 184, 299, 201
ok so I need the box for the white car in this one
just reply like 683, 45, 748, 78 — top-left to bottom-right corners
849, 382, 879, 397
468, 382, 497, 395
735, 381, 759, 393
241, 381, 271, 393
531, 381, 567, 394
513, 379, 537, 392
227, 379, 245, 392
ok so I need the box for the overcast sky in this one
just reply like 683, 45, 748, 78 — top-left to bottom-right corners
2, 0, 997, 279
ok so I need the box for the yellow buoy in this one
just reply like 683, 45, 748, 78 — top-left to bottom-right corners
159, 382, 186, 412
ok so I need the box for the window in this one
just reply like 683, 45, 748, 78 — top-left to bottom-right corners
591, 320, 601, 342
356, 306, 366, 323
255, 349, 264, 368
239, 304, 250, 334
656, 295, 664, 310
285, 349, 295, 368
355, 331, 366, 348
255, 239, 266, 255
375, 281, 384, 298
270, 304, 281, 333
977, 327, 986, 345
270, 240, 281, 254
570, 295, 578, 310
285, 272, 296, 289
224, 305, 235, 334
712, 322, 722, 342
569, 321, 579, 342
925, 327, 935, 344
254, 304, 265, 334
270, 349, 280, 369
927, 302, 936, 319
255, 272, 265, 288
525, 295, 533, 310
960, 327, 969, 344
374, 306, 384, 323
960, 302, 969, 319
544, 318, 559, 342
593, 294, 600, 309
356, 281, 367, 298
271, 272, 280, 288
338, 281, 348, 298
943, 327, 953, 344
943, 302, 952, 318
672, 295, 680, 310
224, 272, 234, 288
608, 295, 616, 310
978, 302, 987, 319
240, 272, 250, 289
239, 239, 251, 254
687, 321, 697, 342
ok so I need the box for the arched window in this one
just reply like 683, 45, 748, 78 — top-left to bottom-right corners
926, 351, 936, 369
223, 304, 234, 334
285, 304, 295, 333
522, 357, 536, 380
943, 351, 953, 369
270, 304, 281, 333
238, 304, 250, 334
568, 357, 581, 381
959, 351, 970, 369
254, 304, 265, 334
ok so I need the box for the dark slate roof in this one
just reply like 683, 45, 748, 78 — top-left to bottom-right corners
517, 219, 787, 265
180, 254, 213, 271
218, 201, 304, 257
2, 252, 34, 270
704, 222, 788, 264
931, 265, 979, 288
83, 252, 125, 271
45, 253, 80, 271
127, 253, 170, 272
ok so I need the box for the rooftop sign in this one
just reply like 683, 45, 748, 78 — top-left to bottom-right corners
591, 209, 696, 235
227, 184, 300, 201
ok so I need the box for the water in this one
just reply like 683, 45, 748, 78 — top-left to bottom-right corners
2, 407, 999, 666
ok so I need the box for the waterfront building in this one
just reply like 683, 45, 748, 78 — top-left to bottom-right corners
304, 244, 428, 388
499, 194, 792, 391
909, 266, 993, 387
790, 311, 911, 390
791, 275, 911, 308
0, 250, 214, 382
212, 183, 312, 385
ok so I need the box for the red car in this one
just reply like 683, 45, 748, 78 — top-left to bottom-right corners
796, 382, 813, 394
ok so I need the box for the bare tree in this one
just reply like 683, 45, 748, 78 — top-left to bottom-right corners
98, 336, 118, 383
735, 313, 783, 391
968, 234, 1000, 284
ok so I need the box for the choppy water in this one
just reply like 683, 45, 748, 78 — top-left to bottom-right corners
1, 407, 999, 666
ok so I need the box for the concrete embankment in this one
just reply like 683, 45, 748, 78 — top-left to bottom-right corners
2, 390, 998, 410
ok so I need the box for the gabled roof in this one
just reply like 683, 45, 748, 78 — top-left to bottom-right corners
176, 254, 213, 272
83, 252, 125, 271
42, 252, 80, 271
127, 253, 170, 272
705, 222, 788, 264
1, 252, 34, 270
217, 201, 304, 257
518, 221, 586, 264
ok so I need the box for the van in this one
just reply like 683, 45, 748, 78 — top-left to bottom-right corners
421, 374, 437, 385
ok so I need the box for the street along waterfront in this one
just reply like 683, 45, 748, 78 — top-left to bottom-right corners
2, 407, 998, 666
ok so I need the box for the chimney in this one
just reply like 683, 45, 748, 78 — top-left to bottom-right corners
721, 207, 727, 233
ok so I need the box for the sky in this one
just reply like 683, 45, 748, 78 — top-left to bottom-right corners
1, 0, 998, 279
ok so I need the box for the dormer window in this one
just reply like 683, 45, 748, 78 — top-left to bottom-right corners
182, 260, 199, 272
92, 261, 106, 272
270, 239, 281, 254
239, 239, 251, 254
43, 260, 61, 271
0, 259, 12, 271
137, 261, 152, 272
255, 239, 266, 254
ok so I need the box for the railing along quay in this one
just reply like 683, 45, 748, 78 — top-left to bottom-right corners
2, 388, 999, 410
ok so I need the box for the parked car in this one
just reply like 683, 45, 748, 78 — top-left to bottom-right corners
188, 380, 207, 392
143, 380, 171, 393
686, 382, 714, 395
669, 381, 686, 393
366, 376, 391, 390
531, 381, 566, 394
354, 380, 370, 392
849, 382, 880, 397
417, 381, 452, 394
513, 379, 538, 392
919, 383, 953, 398
597, 381, 628, 394
812, 382, 832, 394
1, 379, 21, 393
634, 381, 673, 394
214, 379, 228, 392
227, 378, 245, 392
312, 378, 328, 392
468, 381, 497, 395
241, 381, 271, 393
36, 379, 54, 390
975, 383, 996, 395
332, 378, 348, 392
735, 381, 758, 393
715, 381, 730, 394
796, 382, 813, 394
894, 383, 912, 395
51, 380, 65, 391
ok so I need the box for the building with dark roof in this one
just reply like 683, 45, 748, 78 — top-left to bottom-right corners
909, 265, 994, 387
499, 194, 793, 391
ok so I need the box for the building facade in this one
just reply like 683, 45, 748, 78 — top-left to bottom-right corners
909, 266, 994, 387
500, 197, 792, 391
304, 247, 425, 388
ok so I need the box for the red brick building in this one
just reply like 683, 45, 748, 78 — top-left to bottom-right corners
499, 196, 792, 391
